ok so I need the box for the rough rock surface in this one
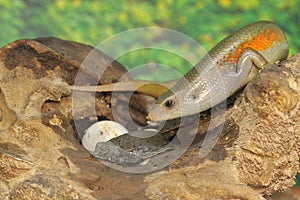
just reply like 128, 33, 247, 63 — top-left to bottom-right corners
0, 38, 299, 200
145, 59, 300, 199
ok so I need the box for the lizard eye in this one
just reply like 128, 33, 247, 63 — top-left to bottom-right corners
164, 99, 175, 108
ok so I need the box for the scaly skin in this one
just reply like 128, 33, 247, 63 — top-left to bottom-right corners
147, 21, 288, 121
72, 80, 176, 99
72, 21, 289, 122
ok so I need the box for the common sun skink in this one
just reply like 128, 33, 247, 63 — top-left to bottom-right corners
72, 21, 289, 122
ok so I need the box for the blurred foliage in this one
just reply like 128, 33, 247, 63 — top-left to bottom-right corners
0, 0, 299, 80
0, 0, 300, 186
296, 173, 300, 187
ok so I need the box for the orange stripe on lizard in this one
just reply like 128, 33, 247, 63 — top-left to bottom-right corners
226, 29, 285, 63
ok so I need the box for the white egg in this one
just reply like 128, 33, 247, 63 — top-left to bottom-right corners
82, 121, 128, 152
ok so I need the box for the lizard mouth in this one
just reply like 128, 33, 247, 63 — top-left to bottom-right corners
146, 106, 169, 122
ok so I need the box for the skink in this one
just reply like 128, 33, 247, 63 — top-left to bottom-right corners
72, 21, 289, 122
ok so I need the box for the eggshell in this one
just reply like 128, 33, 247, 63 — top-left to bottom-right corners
82, 121, 128, 152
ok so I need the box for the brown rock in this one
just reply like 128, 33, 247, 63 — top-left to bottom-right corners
144, 57, 300, 199
0, 37, 299, 200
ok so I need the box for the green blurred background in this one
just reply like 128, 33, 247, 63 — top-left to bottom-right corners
1, 0, 300, 79
1, 0, 299, 186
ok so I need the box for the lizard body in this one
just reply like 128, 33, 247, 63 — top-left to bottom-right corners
72, 21, 288, 122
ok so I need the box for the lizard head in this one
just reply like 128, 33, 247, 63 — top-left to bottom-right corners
147, 95, 179, 122
147, 85, 205, 122
147, 74, 225, 122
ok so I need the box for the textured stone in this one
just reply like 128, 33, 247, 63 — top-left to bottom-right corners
0, 37, 298, 200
